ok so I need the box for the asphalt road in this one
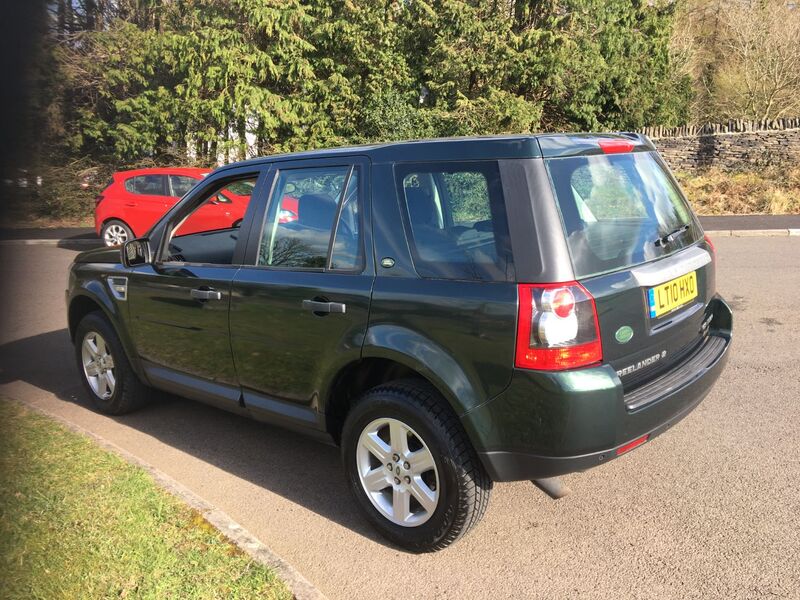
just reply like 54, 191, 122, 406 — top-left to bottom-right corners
0, 227, 97, 241
699, 214, 800, 231
1, 238, 798, 599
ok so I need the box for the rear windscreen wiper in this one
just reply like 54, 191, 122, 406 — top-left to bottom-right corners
654, 224, 690, 247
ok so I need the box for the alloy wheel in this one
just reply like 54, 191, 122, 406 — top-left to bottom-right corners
81, 331, 116, 399
356, 417, 440, 527
103, 224, 129, 246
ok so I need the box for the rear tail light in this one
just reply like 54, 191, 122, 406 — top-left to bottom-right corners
94, 194, 105, 207
515, 282, 602, 371
704, 234, 715, 256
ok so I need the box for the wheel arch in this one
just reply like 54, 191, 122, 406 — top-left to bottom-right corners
68, 294, 106, 340
68, 285, 147, 382
325, 326, 484, 444
101, 217, 136, 238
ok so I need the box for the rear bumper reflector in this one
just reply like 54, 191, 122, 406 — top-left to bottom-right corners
616, 434, 649, 456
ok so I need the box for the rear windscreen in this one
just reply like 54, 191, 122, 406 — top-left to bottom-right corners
546, 152, 702, 279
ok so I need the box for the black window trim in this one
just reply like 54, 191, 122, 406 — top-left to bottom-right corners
326, 165, 356, 271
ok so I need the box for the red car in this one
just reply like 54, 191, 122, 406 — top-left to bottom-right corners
95, 167, 299, 246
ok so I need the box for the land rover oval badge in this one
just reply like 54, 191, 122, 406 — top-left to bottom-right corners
615, 325, 634, 344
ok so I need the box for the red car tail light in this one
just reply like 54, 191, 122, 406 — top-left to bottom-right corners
704, 234, 715, 256
94, 194, 105, 207
515, 282, 603, 371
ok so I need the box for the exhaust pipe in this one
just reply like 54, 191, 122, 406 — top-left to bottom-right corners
532, 477, 571, 499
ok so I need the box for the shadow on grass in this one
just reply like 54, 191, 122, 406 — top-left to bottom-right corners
0, 328, 379, 544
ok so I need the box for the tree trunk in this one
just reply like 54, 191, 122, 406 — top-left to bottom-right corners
237, 115, 247, 161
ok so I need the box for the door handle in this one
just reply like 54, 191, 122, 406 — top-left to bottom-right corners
302, 299, 346, 314
191, 288, 223, 301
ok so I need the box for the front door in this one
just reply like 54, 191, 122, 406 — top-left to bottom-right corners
229, 158, 374, 429
127, 169, 267, 411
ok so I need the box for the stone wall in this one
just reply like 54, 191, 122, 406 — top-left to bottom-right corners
635, 118, 800, 173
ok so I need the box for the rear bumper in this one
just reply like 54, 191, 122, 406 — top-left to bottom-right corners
463, 296, 732, 482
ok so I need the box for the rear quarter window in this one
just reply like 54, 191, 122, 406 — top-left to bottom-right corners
395, 161, 514, 281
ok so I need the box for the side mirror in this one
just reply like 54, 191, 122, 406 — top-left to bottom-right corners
121, 238, 152, 267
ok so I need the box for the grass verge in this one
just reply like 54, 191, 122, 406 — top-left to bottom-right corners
675, 167, 800, 215
0, 399, 291, 600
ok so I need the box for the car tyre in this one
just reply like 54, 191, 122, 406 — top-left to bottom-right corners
101, 219, 133, 247
342, 379, 492, 552
74, 311, 151, 415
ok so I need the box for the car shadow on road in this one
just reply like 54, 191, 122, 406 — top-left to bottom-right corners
57, 232, 103, 251
0, 328, 381, 544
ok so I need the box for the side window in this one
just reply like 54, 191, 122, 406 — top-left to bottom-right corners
169, 175, 198, 198
163, 175, 257, 265
396, 161, 514, 281
125, 175, 166, 196
258, 166, 362, 270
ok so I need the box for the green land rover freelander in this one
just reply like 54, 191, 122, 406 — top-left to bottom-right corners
66, 133, 732, 551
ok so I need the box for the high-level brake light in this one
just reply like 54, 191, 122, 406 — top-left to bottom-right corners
598, 139, 634, 154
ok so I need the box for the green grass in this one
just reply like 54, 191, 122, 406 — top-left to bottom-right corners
0, 400, 292, 600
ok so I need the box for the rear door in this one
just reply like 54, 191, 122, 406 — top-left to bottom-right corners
124, 174, 171, 235
229, 157, 373, 428
544, 150, 713, 390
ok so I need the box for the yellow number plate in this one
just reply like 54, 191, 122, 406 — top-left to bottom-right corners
647, 271, 698, 318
